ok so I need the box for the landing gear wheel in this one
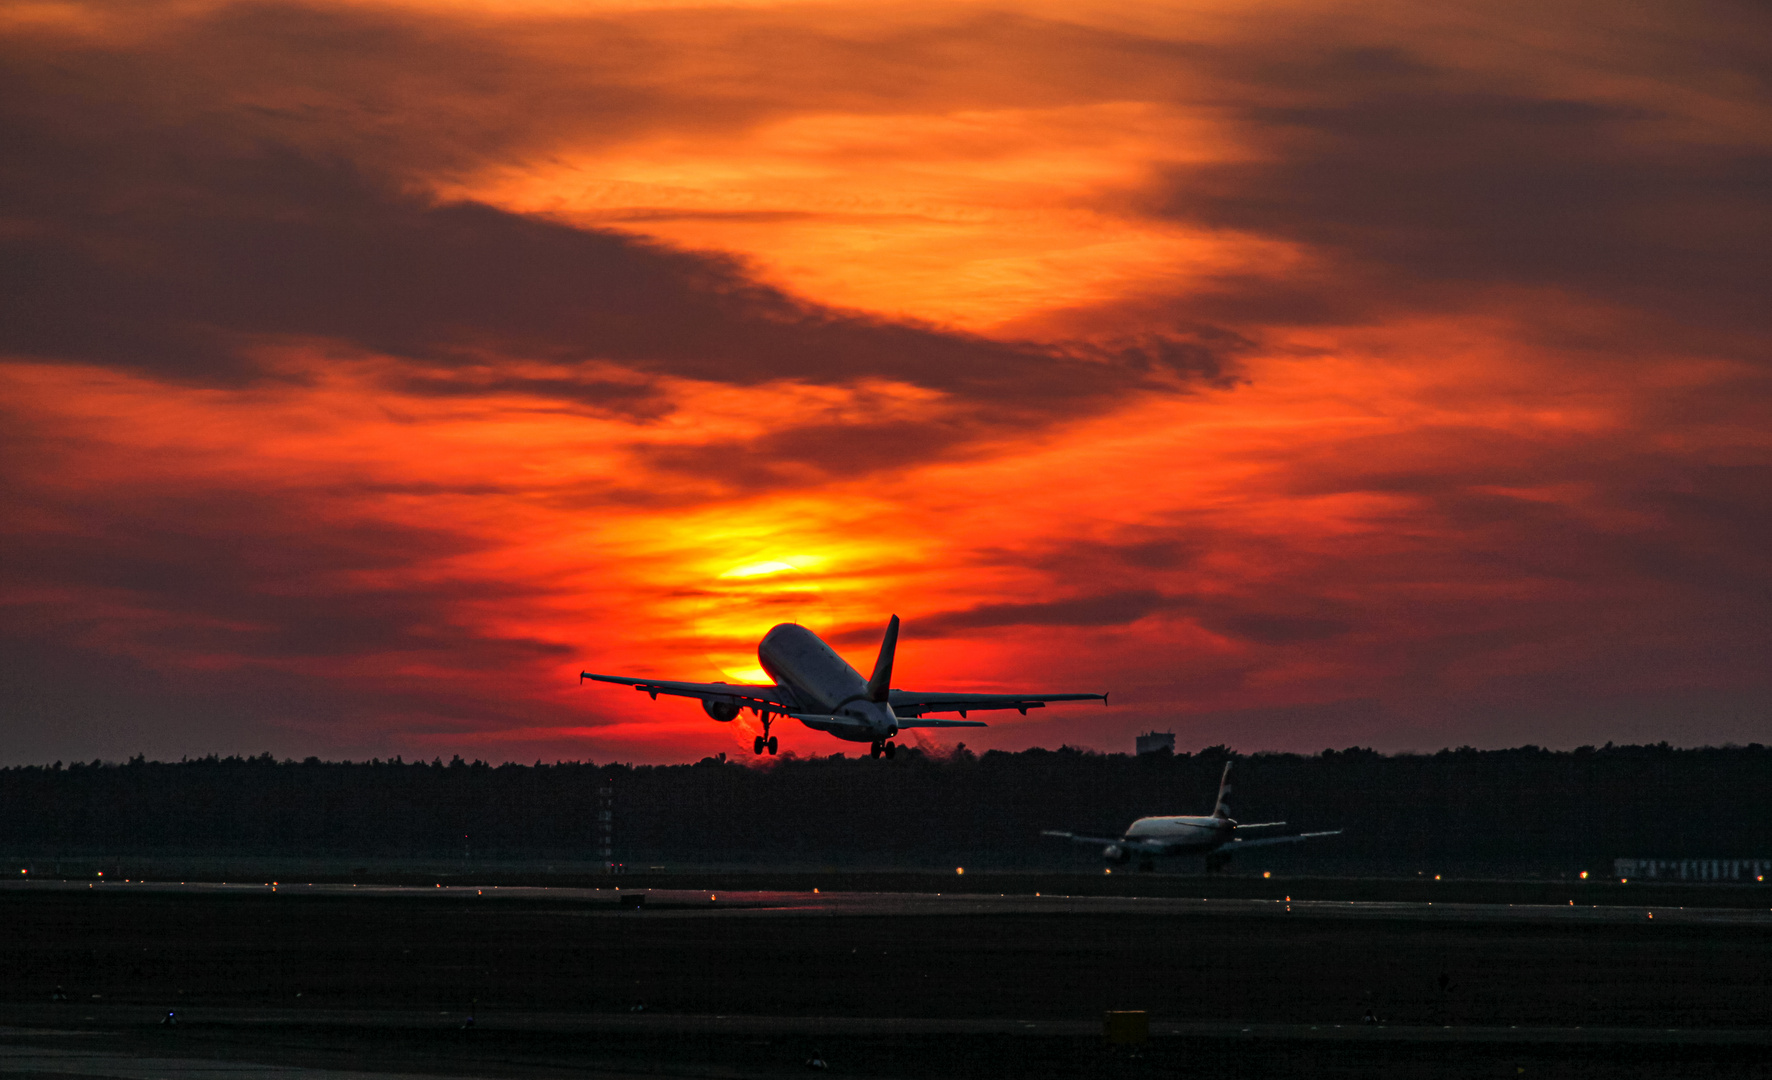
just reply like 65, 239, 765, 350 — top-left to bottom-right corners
869, 741, 883, 759
766, 736, 778, 755
753, 735, 765, 755
884, 740, 897, 759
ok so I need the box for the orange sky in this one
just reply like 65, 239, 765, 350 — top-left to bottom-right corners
2, 0, 1769, 763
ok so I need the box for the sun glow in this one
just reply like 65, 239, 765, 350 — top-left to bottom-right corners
720, 561, 800, 579
682, 558, 836, 683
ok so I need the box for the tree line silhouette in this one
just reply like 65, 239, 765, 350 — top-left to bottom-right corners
2, 743, 1766, 873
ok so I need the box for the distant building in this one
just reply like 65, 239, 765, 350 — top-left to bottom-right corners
1135, 731, 1175, 756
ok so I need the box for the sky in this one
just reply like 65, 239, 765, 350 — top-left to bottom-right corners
2, 0, 1769, 765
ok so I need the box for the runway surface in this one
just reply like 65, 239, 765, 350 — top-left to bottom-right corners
9, 1010, 1772, 1043
0, 1042, 481, 1080
12, 879, 1771, 926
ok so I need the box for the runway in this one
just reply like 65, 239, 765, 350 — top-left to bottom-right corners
0, 1042, 483, 1080
8, 1010, 1772, 1043
13, 879, 1772, 926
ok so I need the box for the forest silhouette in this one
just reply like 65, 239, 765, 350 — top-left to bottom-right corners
3, 743, 1765, 874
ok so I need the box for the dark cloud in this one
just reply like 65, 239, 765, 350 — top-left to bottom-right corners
1211, 613, 1350, 646
11, 4, 1762, 371
1154, 45, 1772, 333
1089, 538, 1203, 571
916, 590, 1182, 633
3, 2, 751, 181
0, 6, 1261, 511
1268, 417, 1772, 602
907, 587, 1352, 647
0, 7, 1236, 416
630, 419, 979, 493
0, 438, 610, 756
0, 480, 563, 666
0, 145, 1036, 392
390, 368, 674, 421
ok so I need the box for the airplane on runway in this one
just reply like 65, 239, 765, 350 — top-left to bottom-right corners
582, 615, 1106, 758
1043, 761, 1341, 870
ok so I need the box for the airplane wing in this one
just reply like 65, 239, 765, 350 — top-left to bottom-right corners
580, 673, 797, 710
1041, 830, 1129, 847
890, 690, 1107, 718
1227, 829, 1343, 850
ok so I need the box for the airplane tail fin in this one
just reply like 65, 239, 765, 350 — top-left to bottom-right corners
866, 614, 899, 703
1212, 761, 1233, 820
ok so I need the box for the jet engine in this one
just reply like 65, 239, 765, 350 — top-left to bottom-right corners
701, 698, 741, 722
1102, 844, 1132, 866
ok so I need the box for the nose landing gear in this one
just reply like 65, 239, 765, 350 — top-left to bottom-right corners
869, 740, 897, 759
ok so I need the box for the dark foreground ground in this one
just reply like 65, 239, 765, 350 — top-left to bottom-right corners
3, 881, 1770, 1078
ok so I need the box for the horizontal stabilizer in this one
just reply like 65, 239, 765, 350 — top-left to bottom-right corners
889, 689, 1106, 718
783, 711, 874, 728
896, 718, 987, 728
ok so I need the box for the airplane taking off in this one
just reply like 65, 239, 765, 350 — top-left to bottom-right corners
1044, 762, 1341, 870
582, 615, 1106, 758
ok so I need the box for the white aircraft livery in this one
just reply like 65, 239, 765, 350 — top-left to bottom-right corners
582, 615, 1106, 758
1044, 762, 1341, 870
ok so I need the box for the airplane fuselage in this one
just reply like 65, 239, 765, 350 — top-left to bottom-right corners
1121, 815, 1233, 856
758, 623, 900, 743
